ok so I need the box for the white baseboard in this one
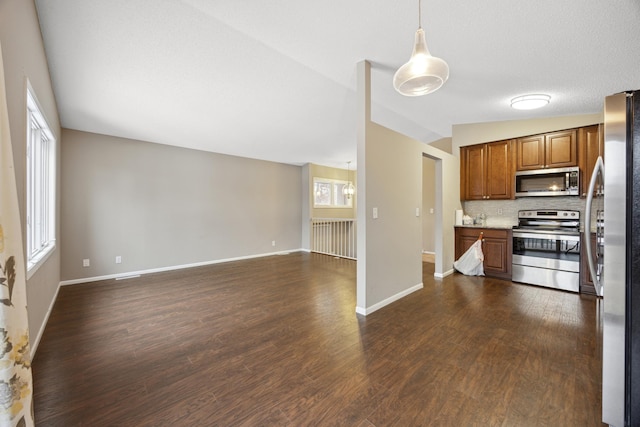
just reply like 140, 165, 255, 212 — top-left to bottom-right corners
434, 268, 455, 278
30, 280, 61, 357
59, 249, 304, 286
355, 282, 423, 316
422, 250, 435, 255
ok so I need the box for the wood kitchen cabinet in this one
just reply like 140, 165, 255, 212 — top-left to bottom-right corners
578, 124, 604, 198
460, 140, 512, 200
516, 129, 577, 171
455, 227, 512, 280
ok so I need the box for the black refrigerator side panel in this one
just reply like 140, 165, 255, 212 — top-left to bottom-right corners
628, 90, 640, 425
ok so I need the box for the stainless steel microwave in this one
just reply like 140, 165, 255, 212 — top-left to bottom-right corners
514, 166, 580, 197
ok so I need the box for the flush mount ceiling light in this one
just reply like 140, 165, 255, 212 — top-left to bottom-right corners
510, 94, 551, 110
393, 0, 449, 96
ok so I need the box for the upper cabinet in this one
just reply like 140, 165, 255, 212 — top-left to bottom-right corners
516, 129, 577, 171
461, 125, 603, 201
578, 124, 604, 198
460, 140, 512, 200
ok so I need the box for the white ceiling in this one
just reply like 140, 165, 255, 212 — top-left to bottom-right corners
35, 0, 640, 168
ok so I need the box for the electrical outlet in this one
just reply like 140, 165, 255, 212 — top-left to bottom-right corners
497, 208, 503, 216
82, 259, 90, 267
115, 256, 122, 264
272, 240, 276, 247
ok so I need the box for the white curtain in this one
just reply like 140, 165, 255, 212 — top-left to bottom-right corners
0, 43, 35, 427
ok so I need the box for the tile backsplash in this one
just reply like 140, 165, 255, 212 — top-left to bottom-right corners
463, 196, 602, 231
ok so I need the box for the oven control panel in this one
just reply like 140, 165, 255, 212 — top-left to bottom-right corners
517, 210, 579, 220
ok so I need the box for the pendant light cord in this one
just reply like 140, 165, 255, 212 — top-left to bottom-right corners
418, 0, 422, 29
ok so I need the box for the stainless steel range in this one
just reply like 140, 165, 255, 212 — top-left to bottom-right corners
512, 210, 581, 292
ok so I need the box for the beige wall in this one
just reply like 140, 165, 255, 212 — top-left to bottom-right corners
452, 113, 602, 153
422, 156, 436, 253
428, 137, 452, 154
308, 163, 356, 219
361, 122, 424, 307
0, 0, 62, 351
356, 60, 461, 314
301, 163, 356, 251
61, 129, 302, 281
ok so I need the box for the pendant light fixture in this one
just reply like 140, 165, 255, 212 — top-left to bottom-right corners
342, 162, 355, 199
393, 0, 449, 96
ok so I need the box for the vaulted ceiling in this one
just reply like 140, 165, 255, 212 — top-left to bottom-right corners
35, 0, 640, 167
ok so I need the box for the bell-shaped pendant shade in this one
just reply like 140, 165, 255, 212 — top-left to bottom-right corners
393, 28, 449, 96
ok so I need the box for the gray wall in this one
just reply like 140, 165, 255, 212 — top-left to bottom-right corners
0, 0, 62, 351
61, 129, 302, 281
301, 163, 311, 250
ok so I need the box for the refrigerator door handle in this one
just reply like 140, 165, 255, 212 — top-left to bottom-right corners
584, 156, 604, 296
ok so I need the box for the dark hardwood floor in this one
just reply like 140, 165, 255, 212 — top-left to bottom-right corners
33, 252, 605, 426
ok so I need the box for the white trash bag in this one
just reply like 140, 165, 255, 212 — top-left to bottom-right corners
453, 238, 484, 276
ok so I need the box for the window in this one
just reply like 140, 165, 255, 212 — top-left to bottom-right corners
313, 177, 353, 208
26, 86, 56, 276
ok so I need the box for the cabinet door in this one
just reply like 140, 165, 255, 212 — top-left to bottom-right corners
516, 135, 545, 170
486, 140, 512, 199
545, 129, 577, 168
483, 237, 509, 275
579, 125, 604, 197
456, 234, 479, 260
461, 144, 486, 200
455, 228, 512, 280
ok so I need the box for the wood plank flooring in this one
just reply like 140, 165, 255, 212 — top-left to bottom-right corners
32, 252, 605, 426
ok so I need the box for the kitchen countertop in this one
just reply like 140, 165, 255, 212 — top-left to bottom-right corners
454, 224, 515, 230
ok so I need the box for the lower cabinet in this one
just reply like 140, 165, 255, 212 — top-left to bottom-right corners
454, 227, 512, 280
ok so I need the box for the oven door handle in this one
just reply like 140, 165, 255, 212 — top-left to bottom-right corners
584, 156, 604, 296
512, 231, 580, 242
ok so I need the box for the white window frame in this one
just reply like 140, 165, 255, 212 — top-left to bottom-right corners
26, 84, 56, 278
313, 177, 353, 208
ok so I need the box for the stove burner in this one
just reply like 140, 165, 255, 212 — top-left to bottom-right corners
514, 209, 580, 233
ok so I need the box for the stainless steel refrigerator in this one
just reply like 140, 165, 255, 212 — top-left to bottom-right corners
585, 90, 640, 426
